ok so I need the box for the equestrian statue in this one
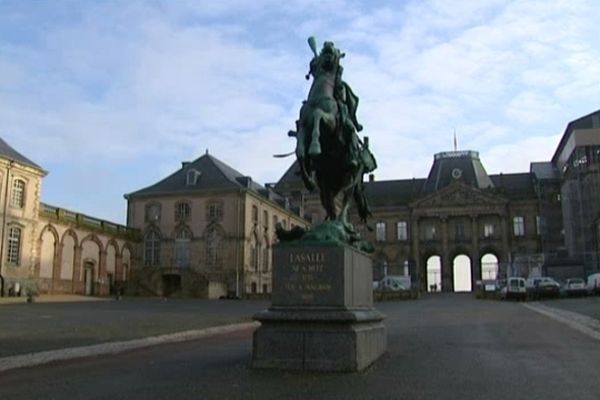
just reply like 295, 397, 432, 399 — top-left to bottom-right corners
277, 37, 377, 252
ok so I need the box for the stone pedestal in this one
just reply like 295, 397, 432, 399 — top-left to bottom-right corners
252, 244, 386, 372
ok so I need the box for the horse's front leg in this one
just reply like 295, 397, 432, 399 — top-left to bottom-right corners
308, 110, 335, 157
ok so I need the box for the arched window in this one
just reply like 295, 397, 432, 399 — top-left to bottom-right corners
175, 228, 191, 267
144, 230, 161, 266
426, 255, 442, 292
481, 253, 499, 280
206, 227, 223, 267
7, 226, 22, 264
250, 233, 259, 271
262, 236, 269, 272
11, 179, 25, 208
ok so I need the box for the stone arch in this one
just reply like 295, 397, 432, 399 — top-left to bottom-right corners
425, 254, 442, 292
452, 254, 472, 292
121, 245, 132, 281
39, 224, 60, 243
480, 253, 499, 280
61, 230, 77, 282
81, 234, 102, 281
38, 224, 59, 280
105, 240, 119, 286
61, 229, 79, 247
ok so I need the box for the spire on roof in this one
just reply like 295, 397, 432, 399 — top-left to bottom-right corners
453, 128, 458, 152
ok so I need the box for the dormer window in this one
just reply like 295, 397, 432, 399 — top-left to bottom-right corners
186, 169, 200, 185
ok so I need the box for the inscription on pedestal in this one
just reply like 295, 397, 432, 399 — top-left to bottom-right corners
273, 246, 343, 306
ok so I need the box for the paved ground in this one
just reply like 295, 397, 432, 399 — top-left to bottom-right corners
540, 295, 600, 321
1, 294, 599, 400
0, 297, 268, 357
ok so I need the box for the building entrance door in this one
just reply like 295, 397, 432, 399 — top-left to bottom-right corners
84, 263, 94, 296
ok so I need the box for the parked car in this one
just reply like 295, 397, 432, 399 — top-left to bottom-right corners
587, 273, 600, 296
377, 276, 410, 292
526, 277, 560, 299
500, 277, 526, 300
561, 278, 587, 297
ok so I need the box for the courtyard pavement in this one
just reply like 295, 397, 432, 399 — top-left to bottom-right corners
1, 294, 599, 400
0, 296, 268, 358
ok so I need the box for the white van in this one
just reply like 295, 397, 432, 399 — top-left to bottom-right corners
500, 277, 527, 300
587, 273, 600, 295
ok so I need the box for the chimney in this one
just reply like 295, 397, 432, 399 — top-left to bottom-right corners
181, 161, 190, 169
369, 174, 375, 182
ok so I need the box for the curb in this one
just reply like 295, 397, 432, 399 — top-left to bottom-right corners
523, 302, 600, 342
0, 321, 260, 373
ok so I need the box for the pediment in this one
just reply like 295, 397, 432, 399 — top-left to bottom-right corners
410, 181, 507, 209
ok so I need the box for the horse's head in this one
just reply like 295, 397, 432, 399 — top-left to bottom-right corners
319, 41, 344, 73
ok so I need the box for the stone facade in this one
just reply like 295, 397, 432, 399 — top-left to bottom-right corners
276, 150, 561, 292
0, 139, 137, 297
125, 153, 308, 299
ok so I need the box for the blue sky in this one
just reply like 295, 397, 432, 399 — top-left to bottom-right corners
1, 0, 600, 224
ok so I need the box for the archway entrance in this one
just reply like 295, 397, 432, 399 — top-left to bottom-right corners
481, 253, 499, 280
83, 262, 94, 296
426, 255, 442, 292
453, 255, 472, 292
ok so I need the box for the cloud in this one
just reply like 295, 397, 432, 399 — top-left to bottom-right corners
1, 0, 600, 223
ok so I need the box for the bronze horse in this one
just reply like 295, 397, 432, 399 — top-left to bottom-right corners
290, 39, 374, 227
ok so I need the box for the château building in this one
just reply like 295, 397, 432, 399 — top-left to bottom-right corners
125, 151, 308, 298
0, 138, 136, 297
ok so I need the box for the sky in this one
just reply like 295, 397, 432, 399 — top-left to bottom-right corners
1, 0, 600, 224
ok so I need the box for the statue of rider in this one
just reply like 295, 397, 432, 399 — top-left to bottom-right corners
306, 39, 363, 170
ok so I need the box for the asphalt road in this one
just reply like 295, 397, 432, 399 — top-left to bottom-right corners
1, 294, 599, 400
0, 298, 268, 357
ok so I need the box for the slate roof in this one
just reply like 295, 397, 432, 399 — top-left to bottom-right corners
0, 137, 44, 172
125, 153, 267, 198
489, 173, 535, 200
422, 151, 494, 193
275, 155, 536, 208
364, 179, 426, 207
273, 160, 303, 191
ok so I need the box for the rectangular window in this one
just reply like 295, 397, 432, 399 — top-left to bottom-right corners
175, 202, 191, 220
376, 222, 386, 242
263, 210, 269, 229
252, 205, 258, 223
536, 216, 541, 236
513, 216, 525, 237
425, 225, 437, 240
7, 227, 21, 264
484, 224, 494, 238
207, 203, 223, 221
455, 223, 465, 240
396, 221, 408, 241
145, 203, 161, 222
11, 179, 25, 208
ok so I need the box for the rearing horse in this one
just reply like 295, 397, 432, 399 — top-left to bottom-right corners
291, 40, 371, 226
